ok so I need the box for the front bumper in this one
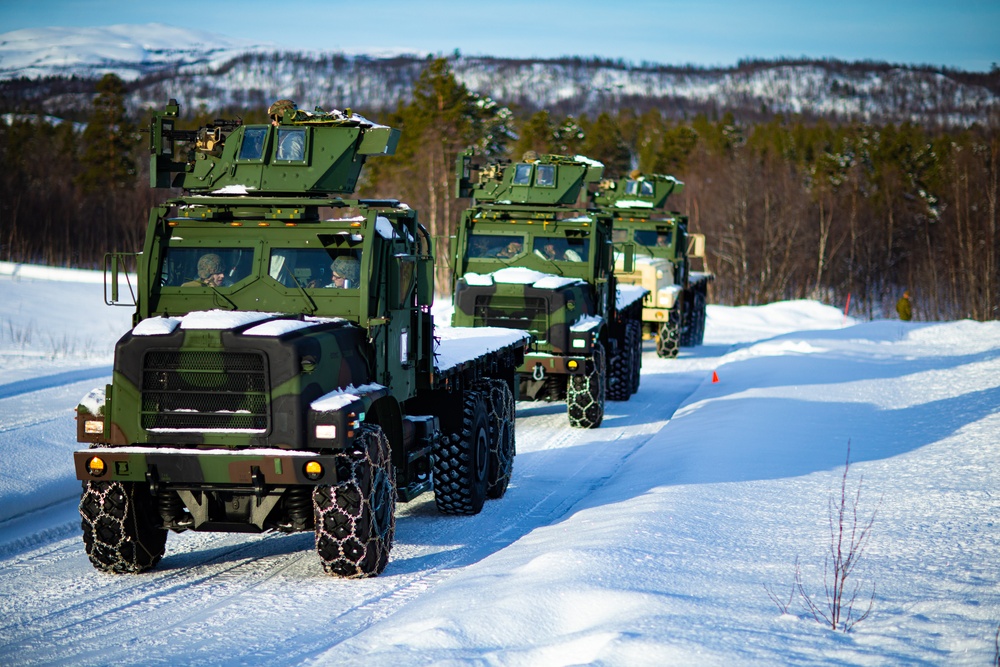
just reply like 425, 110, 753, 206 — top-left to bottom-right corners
519, 352, 589, 378
73, 447, 341, 488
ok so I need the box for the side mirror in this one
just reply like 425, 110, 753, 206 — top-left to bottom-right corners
687, 234, 706, 259
104, 252, 138, 306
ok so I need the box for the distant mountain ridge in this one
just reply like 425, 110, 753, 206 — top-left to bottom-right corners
2, 24, 998, 126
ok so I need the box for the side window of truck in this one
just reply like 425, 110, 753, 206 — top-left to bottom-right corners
238, 127, 269, 161
512, 163, 533, 185
535, 165, 556, 187
276, 128, 307, 162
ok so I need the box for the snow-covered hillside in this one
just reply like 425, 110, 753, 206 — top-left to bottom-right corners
0, 263, 998, 666
2, 24, 997, 126
0, 24, 266, 81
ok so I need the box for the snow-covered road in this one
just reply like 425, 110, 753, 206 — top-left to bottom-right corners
0, 339, 706, 665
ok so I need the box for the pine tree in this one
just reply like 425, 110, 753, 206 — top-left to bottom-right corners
580, 113, 631, 178
362, 58, 512, 293
512, 110, 556, 159
77, 74, 137, 192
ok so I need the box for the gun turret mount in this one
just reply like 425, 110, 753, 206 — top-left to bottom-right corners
149, 100, 400, 195
456, 150, 603, 206
593, 173, 684, 210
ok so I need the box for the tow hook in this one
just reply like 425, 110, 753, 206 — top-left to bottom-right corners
532, 364, 545, 381
251, 466, 266, 502
146, 467, 160, 496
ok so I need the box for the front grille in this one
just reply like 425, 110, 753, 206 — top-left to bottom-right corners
141, 350, 269, 432
474, 295, 548, 337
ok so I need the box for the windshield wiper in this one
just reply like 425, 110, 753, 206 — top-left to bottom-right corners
287, 273, 318, 314
208, 285, 238, 310
537, 254, 564, 276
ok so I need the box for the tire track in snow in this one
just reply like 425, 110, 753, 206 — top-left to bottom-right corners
0, 367, 111, 400
0, 531, 310, 662
282, 378, 690, 660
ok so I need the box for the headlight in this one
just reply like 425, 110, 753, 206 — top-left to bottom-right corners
315, 424, 337, 440
84, 420, 104, 435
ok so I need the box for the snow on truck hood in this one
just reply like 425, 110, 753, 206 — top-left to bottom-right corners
462, 267, 584, 289
128, 311, 528, 375
131, 311, 346, 336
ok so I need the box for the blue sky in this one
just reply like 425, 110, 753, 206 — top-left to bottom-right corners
1, 0, 998, 71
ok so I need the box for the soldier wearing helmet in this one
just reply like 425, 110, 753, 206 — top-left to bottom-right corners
182, 253, 226, 287
328, 256, 360, 289
268, 99, 297, 125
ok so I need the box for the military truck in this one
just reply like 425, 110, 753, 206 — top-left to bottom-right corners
594, 173, 712, 358
451, 151, 646, 428
72, 100, 528, 578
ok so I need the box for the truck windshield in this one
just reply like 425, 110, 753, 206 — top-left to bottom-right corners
532, 236, 587, 262
467, 233, 524, 260
634, 230, 673, 247
161, 247, 254, 288
268, 248, 362, 289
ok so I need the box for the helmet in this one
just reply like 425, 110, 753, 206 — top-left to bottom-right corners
197, 254, 223, 280
268, 99, 297, 121
331, 256, 360, 285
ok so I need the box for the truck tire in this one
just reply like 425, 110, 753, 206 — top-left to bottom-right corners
482, 379, 515, 499
314, 423, 396, 577
567, 341, 605, 428
80, 480, 167, 574
656, 309, 680, 358
693, 291, 707, 345
680, 296, 695, 347
628, 319, 642, 394
606, 335, 633, 401
433, 389, 490, 514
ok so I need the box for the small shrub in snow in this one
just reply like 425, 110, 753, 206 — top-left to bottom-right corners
766, 441, 881, 632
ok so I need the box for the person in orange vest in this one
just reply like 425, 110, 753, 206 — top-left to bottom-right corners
896, 290, 912, 321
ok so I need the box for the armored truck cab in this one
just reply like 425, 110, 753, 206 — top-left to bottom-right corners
452, 152, 646, 428
595, 173, 712, 357
73, 101, 527, 578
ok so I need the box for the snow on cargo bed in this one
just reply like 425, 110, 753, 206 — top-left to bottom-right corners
690, 270, 714, 285
433, 326, 529, 373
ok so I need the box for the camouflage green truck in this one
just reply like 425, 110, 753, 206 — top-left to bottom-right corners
595, 173, 712, 358
451, 152, 647, 429
72, 100, 528, 578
